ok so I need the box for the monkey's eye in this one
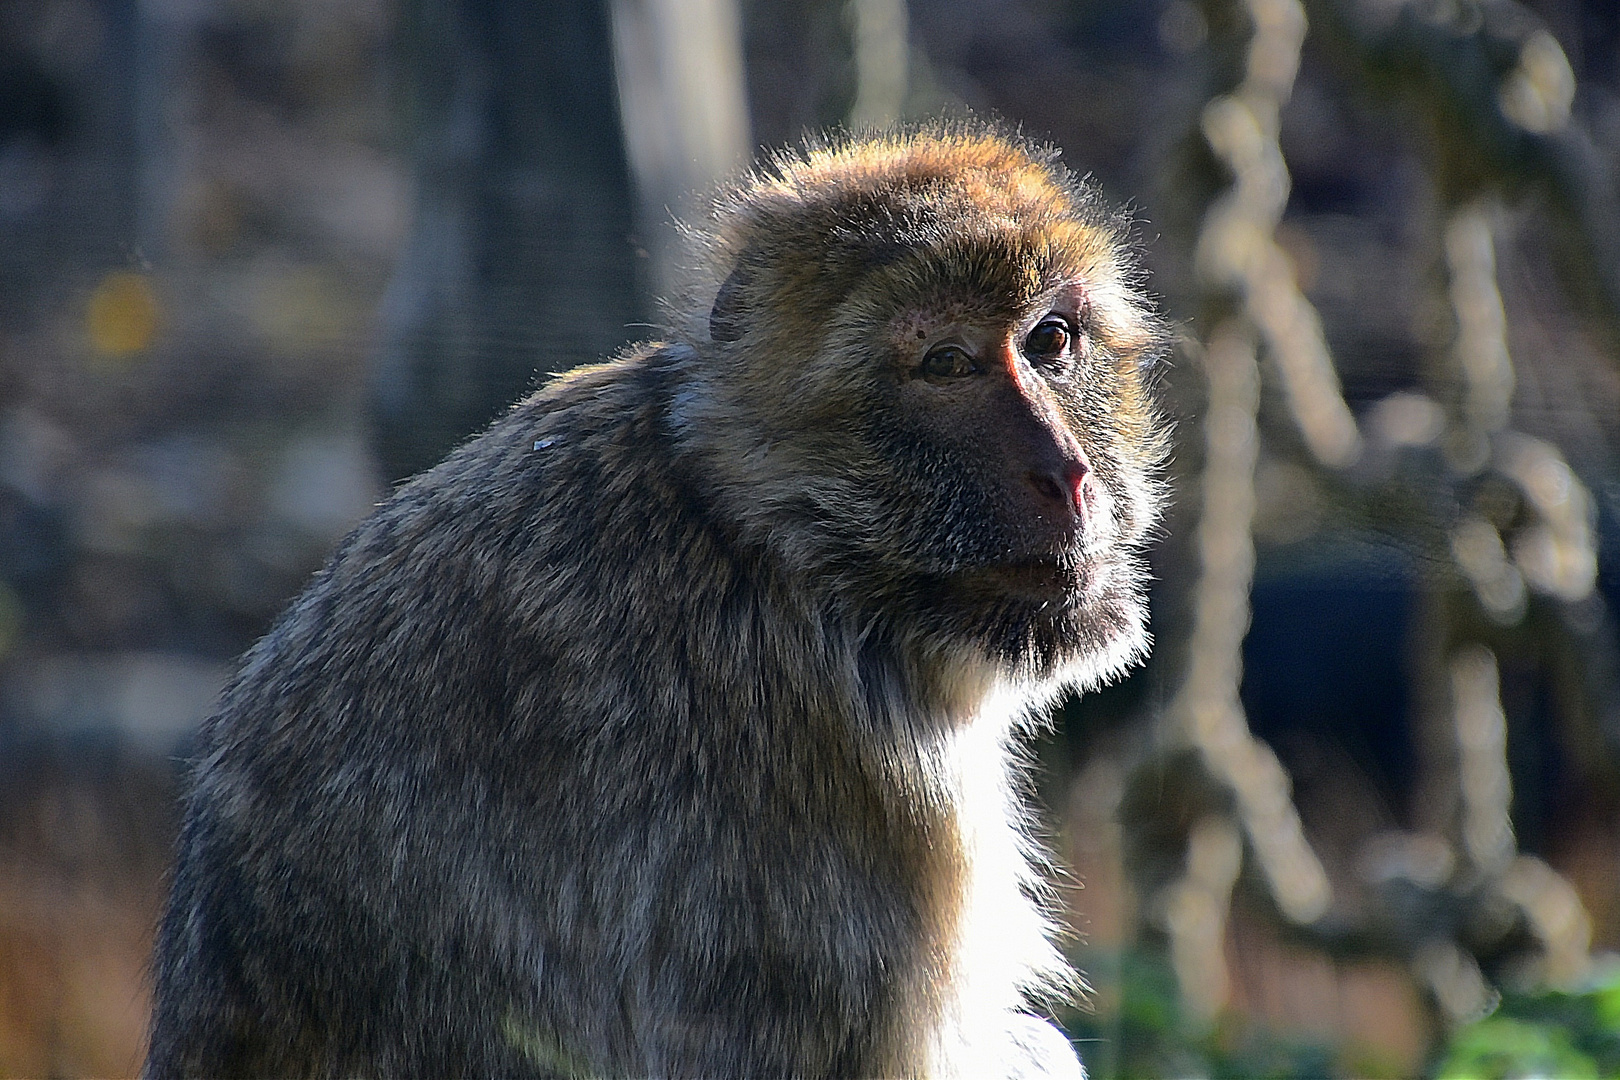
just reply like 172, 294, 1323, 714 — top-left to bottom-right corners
919, 344, 979, 380
1023, 317, 1074, 366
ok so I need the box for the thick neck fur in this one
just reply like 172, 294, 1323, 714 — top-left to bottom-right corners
661, 343, 1081, 1050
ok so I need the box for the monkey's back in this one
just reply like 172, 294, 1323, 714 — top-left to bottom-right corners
145, 348, 966, 1078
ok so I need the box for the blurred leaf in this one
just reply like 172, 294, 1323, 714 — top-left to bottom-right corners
1435, 968, 1620, 1079
1436, 1016, 1598, 1080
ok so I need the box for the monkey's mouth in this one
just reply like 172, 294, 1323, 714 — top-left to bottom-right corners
957, 555, 1106, 605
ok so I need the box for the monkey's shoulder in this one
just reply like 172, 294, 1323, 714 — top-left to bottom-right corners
212, 346, 758, 743
310, 346, 700, 599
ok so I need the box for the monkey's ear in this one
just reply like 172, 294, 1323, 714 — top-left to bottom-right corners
710, 264, 750, 343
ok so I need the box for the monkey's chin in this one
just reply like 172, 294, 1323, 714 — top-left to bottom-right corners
934, 554, 1149, 691
1039, 583, 1151, 695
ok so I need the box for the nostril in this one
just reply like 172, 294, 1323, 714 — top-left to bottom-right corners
1027, 463, 1091, 520
1026, 471, 1068, 509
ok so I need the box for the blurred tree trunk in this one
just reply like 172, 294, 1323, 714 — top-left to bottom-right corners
610, 0, 751, 297
372, 0, 648, 482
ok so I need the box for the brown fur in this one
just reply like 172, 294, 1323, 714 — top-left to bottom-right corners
145, 125, 1167, 1078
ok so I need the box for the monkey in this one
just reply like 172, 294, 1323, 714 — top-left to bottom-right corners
144, 124, 1168, 1079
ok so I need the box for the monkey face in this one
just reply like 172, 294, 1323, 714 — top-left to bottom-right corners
885, 284, 1111, 567
846, 275, 1163, 684
682, 128, 1167, 686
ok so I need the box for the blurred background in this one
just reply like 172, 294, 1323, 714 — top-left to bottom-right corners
1, 0, 1618, 1075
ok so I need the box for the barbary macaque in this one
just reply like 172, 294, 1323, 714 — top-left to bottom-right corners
145, 125, 1167, 1078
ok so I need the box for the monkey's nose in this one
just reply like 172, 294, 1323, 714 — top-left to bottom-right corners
1026, 462, 1090, 521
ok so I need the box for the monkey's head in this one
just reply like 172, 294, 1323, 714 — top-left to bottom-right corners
668, 126, 1168, 691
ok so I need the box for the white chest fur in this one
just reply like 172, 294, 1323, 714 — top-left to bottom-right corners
927, 678, 1075, 1076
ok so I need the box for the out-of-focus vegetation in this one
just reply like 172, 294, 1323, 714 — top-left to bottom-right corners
0, 0, 1616, 1075
1435, 964, 1620, 1078
1061, 951, 1620, 1078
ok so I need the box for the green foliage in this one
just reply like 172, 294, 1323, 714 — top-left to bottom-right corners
1433, 966, 1620, 1080
1061, 949, 1341, 1080
1436, 1017, 1597, 1080
1065, 952, 1620, 1079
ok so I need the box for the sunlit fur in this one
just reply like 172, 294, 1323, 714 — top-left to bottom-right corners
145, 126, 1166, 1079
